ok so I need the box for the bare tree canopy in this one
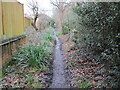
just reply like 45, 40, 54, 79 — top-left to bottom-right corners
50, 0, 71, 32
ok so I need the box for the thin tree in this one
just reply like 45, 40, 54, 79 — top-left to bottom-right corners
26, 0, 39, 30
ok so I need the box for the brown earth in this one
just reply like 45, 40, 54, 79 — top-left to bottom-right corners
59, 34, 110, 88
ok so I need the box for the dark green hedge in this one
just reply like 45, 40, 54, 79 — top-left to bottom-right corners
73, 2, 120, 87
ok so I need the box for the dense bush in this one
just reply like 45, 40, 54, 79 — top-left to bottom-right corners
73, 2, 120, 87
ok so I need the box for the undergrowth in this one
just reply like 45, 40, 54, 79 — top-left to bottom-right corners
8, 27, 55, 72
12, 45, 50, 69
0, 27, 55, 88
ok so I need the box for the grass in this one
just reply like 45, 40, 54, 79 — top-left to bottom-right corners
10, 27, 55, 70
0, 72, 2, 77
67, 61, 76, 68
32, 82, 43, 88
0, 71, 2, 79
26, 75, 34, 84
56, 31, 62, 36
29, 67, 39, 73
2, 28, 55, 74
12, 45, 50, 69
0, 27, 55, 88
77, 79, 94, 88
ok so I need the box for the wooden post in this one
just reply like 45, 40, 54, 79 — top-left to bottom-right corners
0, 46, 2, 75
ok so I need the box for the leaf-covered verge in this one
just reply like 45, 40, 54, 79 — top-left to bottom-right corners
61, 2, 120, 88
0, 27, 55, 88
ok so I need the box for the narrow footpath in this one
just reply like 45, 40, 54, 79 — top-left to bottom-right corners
50, 29, 68, 88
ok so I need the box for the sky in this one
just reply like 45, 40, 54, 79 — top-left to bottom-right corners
17, 0, 53, 17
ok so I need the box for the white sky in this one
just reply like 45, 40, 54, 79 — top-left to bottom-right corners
17, 0, 53, 17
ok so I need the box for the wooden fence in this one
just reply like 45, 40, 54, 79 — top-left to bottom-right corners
24, 17, 31, 28
0, 35, 26, 64
0, 0, 24, 40
0, 0, 3, 40
0, 0, 29, 70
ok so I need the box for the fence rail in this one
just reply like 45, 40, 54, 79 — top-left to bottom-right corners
0, 35, 26, 66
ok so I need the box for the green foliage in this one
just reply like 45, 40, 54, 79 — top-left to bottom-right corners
0, 72, 2, 77
26, 75, 34, 84
25, 75, 43, 88
73, 2, 120, 88
64, 8, 80, 30
63, 25, 69, 34
40, 65, 48, 71
12, 45, 49, 69
70, 29, 80, 43
0, 27, 54, 88
44, 29, 55, 42
77, 80, 91, 88
56, 31, 62, 36
67, 61, 75, 68
2, 65, 8, 76
41, 28, 55, 53
63, 8, 80, 42
49, 19, 55, 28
32, 82, 43, 88
10, 28, 55, 70
29, 67, 39, 73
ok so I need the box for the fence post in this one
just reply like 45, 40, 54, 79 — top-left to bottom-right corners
0, 46, 2, 75
0, 0, 3, 40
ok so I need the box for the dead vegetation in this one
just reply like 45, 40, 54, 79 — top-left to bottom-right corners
59, 34, 110, 88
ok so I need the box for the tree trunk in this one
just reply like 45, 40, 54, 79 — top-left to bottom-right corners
32, 14, 38, 31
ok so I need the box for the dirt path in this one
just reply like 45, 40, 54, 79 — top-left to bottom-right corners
50, 29, 68, 88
